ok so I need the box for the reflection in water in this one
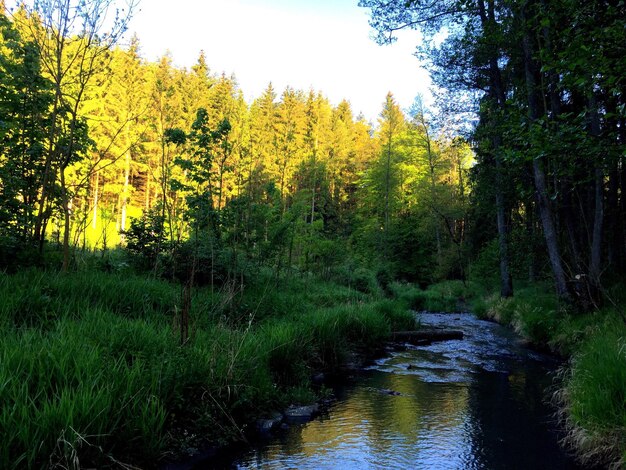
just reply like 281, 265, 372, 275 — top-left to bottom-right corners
225, 313, 581, 469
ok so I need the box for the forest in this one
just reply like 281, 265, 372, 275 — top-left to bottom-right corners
0, 0, 625, 468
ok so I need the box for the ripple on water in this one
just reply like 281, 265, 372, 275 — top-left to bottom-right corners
230, 313, 581, 470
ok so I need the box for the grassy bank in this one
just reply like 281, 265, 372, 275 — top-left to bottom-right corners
388, 280, 485, 313
0, 268, 416, 468
470, 283, 626, 468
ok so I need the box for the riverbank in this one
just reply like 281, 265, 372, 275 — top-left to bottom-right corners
0, 268, 416, 468
411, 280, 626, 468
474, 285, 626, 469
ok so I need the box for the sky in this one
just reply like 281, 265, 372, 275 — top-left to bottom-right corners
127, 0, 431, 123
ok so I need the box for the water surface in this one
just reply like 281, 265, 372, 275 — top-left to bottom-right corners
224, 313, 581, 469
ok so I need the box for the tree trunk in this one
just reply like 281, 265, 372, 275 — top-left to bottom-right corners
607, 163, 619, 268
120, 148, 131, 232
521, 2, 570, 301
533, 159, 569, 300
563, 188, 584, 274
588, 94, 604, 283
526, 201, 536, 283
145, 171, 151, 209
495, 148, 513, 297
478, 0, 513, 298
92, 170, 99, 229
384, 134, 392, 234
60, 166, 71, 271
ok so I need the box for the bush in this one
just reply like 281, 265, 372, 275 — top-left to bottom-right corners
123, 209, 167, 272
469, 239, 500, 285
375, 264, 394, 295
0, 235, 41, 272
388, 282, 427, 310
168, 236, 256, 287
351, 267, 382, 295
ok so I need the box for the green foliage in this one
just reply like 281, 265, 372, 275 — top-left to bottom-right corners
123, 208, 167, 272
0, 235, 41, 272
166, 235, 254, 287
388, 280, 482, 313
468, 239, 500, 285
388, 282, 427, 310
478, 285, 560, 344
325, 264, 382, 297
350, 267, 382, 295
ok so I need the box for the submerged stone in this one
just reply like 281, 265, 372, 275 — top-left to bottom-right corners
256, 412, 283, 435
283, 404, 320, 423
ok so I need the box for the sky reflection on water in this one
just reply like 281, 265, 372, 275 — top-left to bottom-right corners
231, 313, 580, 470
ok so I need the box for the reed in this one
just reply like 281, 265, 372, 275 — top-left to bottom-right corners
0, 267, 415, 467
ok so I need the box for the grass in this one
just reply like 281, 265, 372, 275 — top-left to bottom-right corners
0, 265, 416, 468
468, 280, 626, 467
0, 310, 171, 468
389, 280, 485, 313
0, 269, 179, 328
556, 318, 626, 468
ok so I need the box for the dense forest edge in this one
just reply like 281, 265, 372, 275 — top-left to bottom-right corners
0, 0, 625, 468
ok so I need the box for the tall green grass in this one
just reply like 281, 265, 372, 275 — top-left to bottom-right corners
556, 319, 626, 468
0, 310, 171, 468
389, 280, 485, 313
0, 270, 179, 327
0, 267, 415, 467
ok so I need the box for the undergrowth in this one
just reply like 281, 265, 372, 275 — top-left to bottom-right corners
0, 267, 416, 468
556, 318, 626, 469
389, 280, 485, 313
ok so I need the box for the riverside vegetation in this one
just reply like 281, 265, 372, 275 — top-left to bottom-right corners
0, 251, 416, 468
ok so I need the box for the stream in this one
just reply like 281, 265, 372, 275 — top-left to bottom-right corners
204, 313, 583, 469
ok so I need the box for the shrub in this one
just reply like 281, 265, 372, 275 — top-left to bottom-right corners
123, 209, 167, 272
0, 235, 41, 272
388, 282, 427, 310
351, 267, 382, 295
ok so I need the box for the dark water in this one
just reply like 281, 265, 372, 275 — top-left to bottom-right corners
219, 313, 582, 469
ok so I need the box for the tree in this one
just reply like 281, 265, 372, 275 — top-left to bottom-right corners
82, 35, 149, 250
17, 0, 137, 270
359, 0, 526, 298
378, 92, 405, 241
0, 6, 52, 248
361, 0, 626, 305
